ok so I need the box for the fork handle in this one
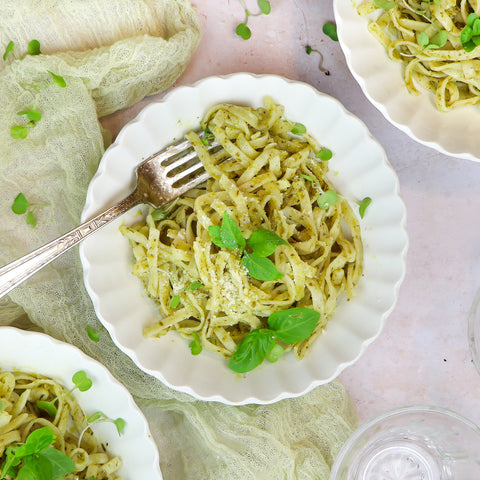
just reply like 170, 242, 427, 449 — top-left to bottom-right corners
0, 192, 141, 300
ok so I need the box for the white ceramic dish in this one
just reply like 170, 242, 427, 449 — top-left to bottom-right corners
334, 0, 480, 162
0, 326, 162, 480
80, 73, 408, 405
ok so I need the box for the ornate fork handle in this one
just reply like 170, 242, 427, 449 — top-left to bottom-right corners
0, 192, 141, 300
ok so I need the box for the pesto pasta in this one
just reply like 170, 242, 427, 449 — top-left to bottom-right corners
358, 0, 480, 111
0, 371, 121, 479
120, 98, 363, 362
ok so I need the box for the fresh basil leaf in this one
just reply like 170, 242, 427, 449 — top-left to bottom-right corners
461, 25, 473, 44
241, 252, 284, 281
169, 294, 180, 309
37, 401, 58, 418
317, 190, 338, 209
467, 12, 479, 27
473, 18, 480, 36
17, 454, 52, 480
246, 229, 289, 257
208, 225, 229, 248
40, 448, 75, 477
220, 211, 246, 250
228, 329, 275, 373
16, 427, 55, 458
268, 307, 320, 344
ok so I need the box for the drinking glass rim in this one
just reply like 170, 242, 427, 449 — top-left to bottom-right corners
330, 404, 480, 478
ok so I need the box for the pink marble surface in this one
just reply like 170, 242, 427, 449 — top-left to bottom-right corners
101, 0, 480, 427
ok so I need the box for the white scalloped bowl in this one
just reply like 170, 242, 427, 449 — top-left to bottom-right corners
80, 73, 408, 405
334, 0, 480, 162
0, 327, 162, 479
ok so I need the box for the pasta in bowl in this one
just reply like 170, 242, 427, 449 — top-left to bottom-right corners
80, 73, 408, 404
0, 327, 162, 479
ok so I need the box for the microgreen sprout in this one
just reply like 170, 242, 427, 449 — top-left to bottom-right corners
460, 13, 480, 52
373, 0, 397, 10
0, 427, 75, 480
11, 193, 46, 226
86, 325, 104, 342
186, 281, 203, 291
9, 40, 66, 139
317, 190, 338, 210
229, 308, 320, 373
28, 39, 41, 56
78, 412, 126, 447
322, 22, 338, 42
416, 30, 448, 49
208, 211, 289, 282
169, 294, 181, 309
3, 41, 14, 61
305, 45, 330, 75
235, 0, 271, 40
189, 332, 203, 355
316, 147, 333, 161
291, 123, 307, 135
359, 196, 372, 218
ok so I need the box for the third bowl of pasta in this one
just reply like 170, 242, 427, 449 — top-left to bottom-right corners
80, 73, 408, 404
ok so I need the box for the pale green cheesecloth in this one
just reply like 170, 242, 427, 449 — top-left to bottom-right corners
0, 1, 358, 478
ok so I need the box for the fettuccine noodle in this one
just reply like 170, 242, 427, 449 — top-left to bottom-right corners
358, 0, 480, 110
0, 371, 121, 479
121, 98, 363, 360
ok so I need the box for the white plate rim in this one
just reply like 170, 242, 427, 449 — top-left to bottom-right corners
334, 0, 480, 162
0, 326, 162, 480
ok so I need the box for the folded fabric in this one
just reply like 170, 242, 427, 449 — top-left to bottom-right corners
0, 1, 358, 478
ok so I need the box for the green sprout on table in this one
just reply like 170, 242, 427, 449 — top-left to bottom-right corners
322, 22, 338, 42
235, 0, 271, 40
305, 45, 330, 76
11, 192, 47, 227
4, 40, 67, 140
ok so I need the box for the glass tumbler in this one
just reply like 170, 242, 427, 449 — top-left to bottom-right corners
329, 405, 480, 480
468, 288, 480, 375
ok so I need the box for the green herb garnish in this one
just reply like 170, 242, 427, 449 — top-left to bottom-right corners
85, 412, 126, 435
3, 41, 14, 61
228, 308, 320, 373
27, 40, 41, 56
209, 212, 288, 281
316, 147, 333, 161
322, 22, 338, 41
169, 294, 181, 309
189, 332, 203, 355
0, 427, 75, 480
373, 0, 397, 10
86, 325, 103, 342
460, 13, 480, 52
11, 193, 46, 226
186, 281, 203, 291
235, 0, 271, 40
359, 196, 372, 218
305, 45, 330, 75
417, 30, 448, 49
317, 190, 338, 210
291, 123, 307, 135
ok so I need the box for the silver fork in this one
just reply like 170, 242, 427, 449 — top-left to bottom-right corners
0, 134, 217, 299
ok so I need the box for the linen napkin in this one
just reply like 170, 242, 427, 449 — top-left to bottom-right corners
0, 1, 358, 478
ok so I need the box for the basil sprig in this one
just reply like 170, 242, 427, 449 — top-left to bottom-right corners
208, 212, 289, 281
228, 308, 321, 373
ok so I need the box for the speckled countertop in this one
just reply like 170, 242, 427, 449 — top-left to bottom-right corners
101, 0, 480, 427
